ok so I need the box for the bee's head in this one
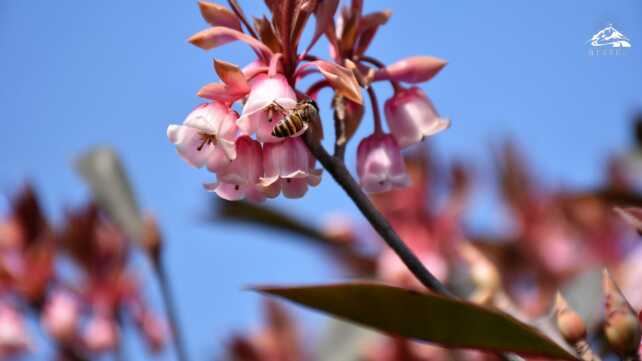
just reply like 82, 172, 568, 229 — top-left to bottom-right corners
303, 98, 318, 112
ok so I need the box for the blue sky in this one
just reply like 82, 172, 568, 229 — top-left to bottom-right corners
1, 1, 641, 360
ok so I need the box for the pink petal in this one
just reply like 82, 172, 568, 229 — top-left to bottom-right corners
206, 146, 232, 173
167, 124, 214, 168
198, 1, 242, 31
242, 61, 269, 81
374, 56, 447, 84
282, 178, 308, 199
384, 87, 450, 148
207, 182, 245, 201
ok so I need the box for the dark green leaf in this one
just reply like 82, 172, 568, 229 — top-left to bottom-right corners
255, 282, 578, 360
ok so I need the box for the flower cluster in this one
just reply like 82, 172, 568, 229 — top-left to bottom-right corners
167, 0, 450, 201
0, 185, 166, 359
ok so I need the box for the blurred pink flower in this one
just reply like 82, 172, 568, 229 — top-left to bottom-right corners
41, 290, 79, 342
357, 133, 410, 193
137, 311, 167, 353
0, 305, 30, 357
261, 137, 322, 199
205, 136, 266, 202
83, 312, 119, 354
237, 74, 297, 143
384, 87, 450, 148
167, 102, 238, 171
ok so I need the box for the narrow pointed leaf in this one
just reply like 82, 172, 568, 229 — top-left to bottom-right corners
198, 1, 242, 31
311, 60, 362, 104
75, 147, 143, 242
254, 283, 578, 360
189, 26, 272, 60
304, 0, 339, 55
213, 59, 250, 92
254, 16, 282, 52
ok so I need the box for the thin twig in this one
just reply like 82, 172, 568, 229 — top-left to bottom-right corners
365, 86, 382, 134
302, 132, 453, 296
154, 259, 190, 361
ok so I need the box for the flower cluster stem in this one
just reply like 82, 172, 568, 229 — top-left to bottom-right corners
302, 132, 452, 296
302, 133, 525, 361
154, 258, 190, 361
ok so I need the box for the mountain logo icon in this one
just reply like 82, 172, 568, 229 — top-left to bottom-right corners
588, 24, 631, 48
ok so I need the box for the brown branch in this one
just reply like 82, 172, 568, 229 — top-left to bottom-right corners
153, 258, 190, 361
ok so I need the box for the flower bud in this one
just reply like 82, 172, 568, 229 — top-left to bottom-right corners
603, 269, 641, 355
554, 292, 587, 344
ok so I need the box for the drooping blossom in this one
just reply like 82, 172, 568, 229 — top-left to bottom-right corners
83, 312, 119, 353
0, 305, 30, 358
357, 133, 410, 193
205, 136, 266, 202
384, 87, 450, 148
137, 311, 167, 353
41, 290, 79, 342
167, 102, 239, 171
237, 74, 297, 143
261, 137, 322, 199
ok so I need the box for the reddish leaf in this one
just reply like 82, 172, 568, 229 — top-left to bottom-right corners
304, 0, 339, 55
354, 10, 391, 55
197, 82, 245, 103
198, 1, 242, 31
213, 59, 250, 93
311, 60, 362, 104
374, 56, 447, 84
188, 26, 273, 60
255, 283, 578, 360
254, 16, 282, 53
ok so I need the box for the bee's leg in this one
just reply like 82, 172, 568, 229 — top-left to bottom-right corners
267, 101, 288, 123
269, 101, 289, 115
292, 123, 309, 137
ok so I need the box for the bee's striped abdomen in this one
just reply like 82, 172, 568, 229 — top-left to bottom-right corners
271, 101, 317, 138
272, 110, 305, 138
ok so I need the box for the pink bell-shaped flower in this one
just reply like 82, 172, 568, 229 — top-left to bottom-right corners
0, 305, 30, 358
137, 311, 167, 353
41, 290, 79, 342
260, 137, 322, 199
83, 312, 119, 354
384, 87, 450, 148
167, 102, 238, 171
237, 74, 298, 143
357, 133, 410, 193
205, 136, 266, 202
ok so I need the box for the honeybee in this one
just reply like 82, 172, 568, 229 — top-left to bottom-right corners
269, 99, 319, 138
